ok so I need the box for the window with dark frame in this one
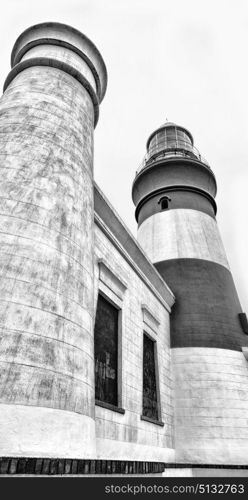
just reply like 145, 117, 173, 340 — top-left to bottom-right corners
161, 198, 169, 210
94, 293, 119, 407
142, 333, 159, 420
158, 195, 171, 211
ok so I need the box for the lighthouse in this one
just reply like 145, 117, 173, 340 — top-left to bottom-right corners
1, 20, 248, 475
132, 122, 248, 466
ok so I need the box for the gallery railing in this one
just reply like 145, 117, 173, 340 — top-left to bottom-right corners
135, 141, 212, 176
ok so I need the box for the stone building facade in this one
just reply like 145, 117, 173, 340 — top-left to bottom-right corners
0, 22, 247, 477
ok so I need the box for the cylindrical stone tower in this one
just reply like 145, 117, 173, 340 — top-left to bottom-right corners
132, 122, 248, 465
0, 22, 107, 458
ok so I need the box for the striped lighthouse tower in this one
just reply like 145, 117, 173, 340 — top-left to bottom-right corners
132, 122, 248, 466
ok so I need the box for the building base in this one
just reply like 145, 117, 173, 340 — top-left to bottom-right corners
0, 458, 164, 475
1, 458, 248, 476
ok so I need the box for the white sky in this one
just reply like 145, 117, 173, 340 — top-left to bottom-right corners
1, 0, 248, 310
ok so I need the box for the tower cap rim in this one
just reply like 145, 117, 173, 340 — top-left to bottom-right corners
10, 21, 108, 102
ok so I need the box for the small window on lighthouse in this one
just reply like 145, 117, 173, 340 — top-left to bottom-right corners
161, 198, 168, 210
158, 196, 171, 211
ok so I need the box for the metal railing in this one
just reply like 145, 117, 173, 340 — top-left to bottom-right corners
135, 142, 212, 176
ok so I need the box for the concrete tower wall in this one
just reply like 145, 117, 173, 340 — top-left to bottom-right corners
137, 190, 216, 225
137, 209, 228, 269
0, 23, 106, 458
173, 347, 248, 464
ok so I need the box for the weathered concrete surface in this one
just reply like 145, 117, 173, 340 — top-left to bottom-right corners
138, 209, 229, 269
21, 45, 97, 92
0, 23, 106, 457
172, 347, 248, 464
0, 405, 95, 458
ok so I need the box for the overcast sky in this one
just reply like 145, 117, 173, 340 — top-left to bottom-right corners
1, 0, 248, 310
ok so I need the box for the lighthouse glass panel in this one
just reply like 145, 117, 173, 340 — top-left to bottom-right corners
148, 126, 194, 161
94, 294, 118, 406
176, 129, 192, 150
165, 127, 177, 148
142, 334, 158, 420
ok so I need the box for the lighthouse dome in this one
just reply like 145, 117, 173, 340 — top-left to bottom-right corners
146, 122, 194, 163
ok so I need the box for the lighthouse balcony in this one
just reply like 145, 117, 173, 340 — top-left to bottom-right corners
136, 141, 211, 176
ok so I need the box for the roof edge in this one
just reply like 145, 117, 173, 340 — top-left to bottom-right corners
94, 181, 175, 310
